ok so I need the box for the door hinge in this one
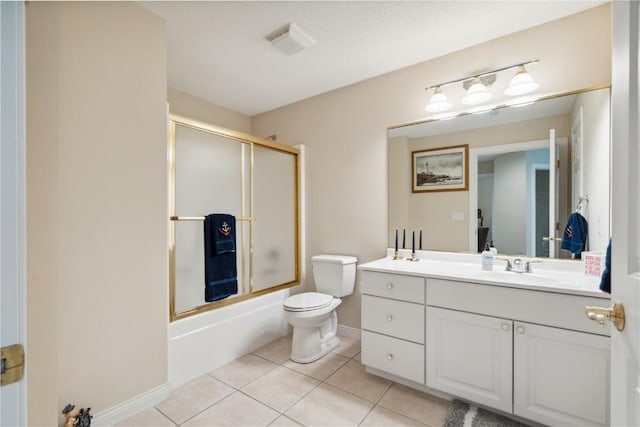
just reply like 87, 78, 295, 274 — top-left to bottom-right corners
1, 344, 25, 386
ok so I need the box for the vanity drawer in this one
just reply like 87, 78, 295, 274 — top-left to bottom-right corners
362, 295, 424, 343
361, 330, 425, 384
427, 278, 611, 336
360, 271, 425, 303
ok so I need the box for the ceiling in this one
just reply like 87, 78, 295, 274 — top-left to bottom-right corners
140, 1, 606, 117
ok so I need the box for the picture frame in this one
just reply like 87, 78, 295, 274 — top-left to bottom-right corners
411, 144, 469, 193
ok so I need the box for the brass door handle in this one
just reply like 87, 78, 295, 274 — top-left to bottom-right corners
585, 301, 625, 331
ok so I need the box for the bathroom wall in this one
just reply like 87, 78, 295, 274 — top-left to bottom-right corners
168, 87, 252, 133
252, 5, 611, 329
26, 2, 168, 424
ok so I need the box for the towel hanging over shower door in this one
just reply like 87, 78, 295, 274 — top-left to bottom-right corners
203, 214, 238, 302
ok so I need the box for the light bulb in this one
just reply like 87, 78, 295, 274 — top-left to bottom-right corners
462, 78, 492, 105
505, 65, 539, 96
425, 87, 452, 112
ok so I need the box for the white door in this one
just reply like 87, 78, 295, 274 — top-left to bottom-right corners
0, 1, 27, 425
609, 2, 640, 426
426, 307, 513, 413
513, 322, 610, 426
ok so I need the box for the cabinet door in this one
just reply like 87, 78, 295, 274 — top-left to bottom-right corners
426, 307, 513, 413
514, 322, 610, 426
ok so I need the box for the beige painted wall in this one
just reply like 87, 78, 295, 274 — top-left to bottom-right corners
252, 5, 611, 329
26, 2, 167, 424
168, 87, 252, 133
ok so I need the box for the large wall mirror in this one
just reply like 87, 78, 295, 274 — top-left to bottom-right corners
169, 115, 300, 320
388, 87, 610, 259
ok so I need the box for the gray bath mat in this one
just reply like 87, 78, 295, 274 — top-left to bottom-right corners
443, 399, 530, 427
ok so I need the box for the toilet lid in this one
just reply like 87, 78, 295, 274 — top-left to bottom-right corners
284, 292, 333, 311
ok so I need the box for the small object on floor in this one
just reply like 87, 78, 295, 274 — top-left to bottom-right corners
62, 404, 92, 427
443, 399, 529, 427
62, 404, 80, 427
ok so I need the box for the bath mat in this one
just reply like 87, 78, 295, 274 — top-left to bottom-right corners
443, 399, 530, 427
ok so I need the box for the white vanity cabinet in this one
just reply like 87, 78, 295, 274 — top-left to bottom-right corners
360, 270, 426, 384
426, 278, 610, 427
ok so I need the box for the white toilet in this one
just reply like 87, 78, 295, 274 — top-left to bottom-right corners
283, 254, 358, 363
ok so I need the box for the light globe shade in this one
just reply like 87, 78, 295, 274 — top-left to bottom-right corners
462, 79, 492, 105
425, 87, 452, 112
504, 65, 539, 96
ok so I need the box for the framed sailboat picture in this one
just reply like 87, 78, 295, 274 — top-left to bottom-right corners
411, 144, 468, 193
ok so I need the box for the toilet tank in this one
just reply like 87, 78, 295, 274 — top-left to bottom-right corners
311, 254, 358, 297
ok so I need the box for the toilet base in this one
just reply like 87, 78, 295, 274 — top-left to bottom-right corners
289, 311, 340, 363
290, 332, 340, 364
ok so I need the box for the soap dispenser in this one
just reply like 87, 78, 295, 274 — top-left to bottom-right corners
481, 242, 494, 271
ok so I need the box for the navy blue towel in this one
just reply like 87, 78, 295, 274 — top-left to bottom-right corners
561, 212, 588, 259
204, 214, 238, 302
600, 239, 611, 294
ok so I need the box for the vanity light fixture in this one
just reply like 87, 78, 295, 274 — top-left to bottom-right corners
462, 77, 494, 105
504, 65, 539, 96
424, 59, 539, 113
425, 86, 453, 112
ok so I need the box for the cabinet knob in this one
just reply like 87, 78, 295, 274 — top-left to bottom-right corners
387, 283, 394, 289
501, 323, 510, 331
516, 326, 525, 334
387, 315, 393, 321
387, 354, 394, 360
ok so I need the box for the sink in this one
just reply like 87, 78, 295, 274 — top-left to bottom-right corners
475, 269, 561, 286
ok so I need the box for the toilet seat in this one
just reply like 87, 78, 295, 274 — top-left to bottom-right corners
284, 292, 333, 312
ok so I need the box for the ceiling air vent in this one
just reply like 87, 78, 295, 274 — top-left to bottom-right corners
264, 23, 316, 56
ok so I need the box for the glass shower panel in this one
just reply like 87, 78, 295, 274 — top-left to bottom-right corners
174, 124, 247, 311
252, 145, 297, 291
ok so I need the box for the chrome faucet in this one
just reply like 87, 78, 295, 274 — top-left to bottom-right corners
496, 257, 541, 273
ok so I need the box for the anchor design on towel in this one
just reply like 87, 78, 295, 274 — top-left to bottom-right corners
219, 221, 232, 237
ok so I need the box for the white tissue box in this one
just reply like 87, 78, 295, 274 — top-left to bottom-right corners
583, 251, 604, 277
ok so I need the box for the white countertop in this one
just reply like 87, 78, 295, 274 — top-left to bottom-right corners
358, 249, 610, 299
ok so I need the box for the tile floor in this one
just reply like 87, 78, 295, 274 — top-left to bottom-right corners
116, 335, 449, 427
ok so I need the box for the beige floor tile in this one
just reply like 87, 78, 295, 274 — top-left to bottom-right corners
283, 352, 349, 381
360, 406, 427, 426
378, 384, 449, 426
252, 335, 292, 364
285, 383, 374, 427
242, 366, 319, 412
155, 376, 234, 424
114, 408, 176, 426
268, 415, 304, 426
325, 359, 393, 402
182, 391, 279, 427
354, 352, 362, 362
210, 353, 278, 388
332, 336, 361, 358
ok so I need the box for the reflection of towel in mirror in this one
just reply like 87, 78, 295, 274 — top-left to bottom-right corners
560, 212, 588, 259
204, 214, 237, 302
599, 239, 611, 293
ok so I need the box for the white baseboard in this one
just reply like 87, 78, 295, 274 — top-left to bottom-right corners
91, 383, 170, 427
337, 324, 361, 341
